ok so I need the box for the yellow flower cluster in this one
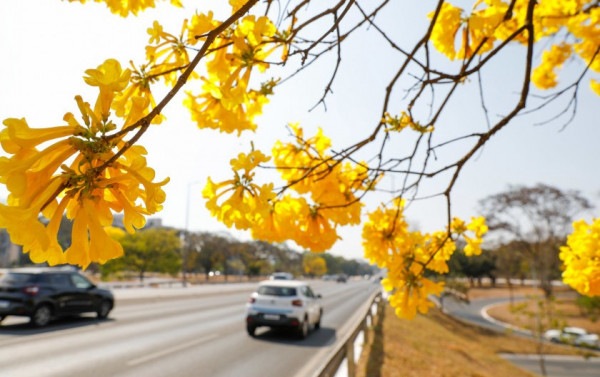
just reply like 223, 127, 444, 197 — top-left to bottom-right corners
451, 216, 488, 256
67, 0, 182, 17
560, 219, 600, 296
382, 111, 434, 133
429, 0, 600, 93
592, 80, 600, 96
204, 124, 371, 252
182, 14, 283, 135
532, 44, 572, 89
203, 149, 275, 230
0, 59, 168, 268
362, 200, 487, 319
429, 2, 464, 60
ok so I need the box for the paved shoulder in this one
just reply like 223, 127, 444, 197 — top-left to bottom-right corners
500, 354, 600, 377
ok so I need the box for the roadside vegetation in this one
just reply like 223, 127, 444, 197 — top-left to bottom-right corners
357, 286, 599, 377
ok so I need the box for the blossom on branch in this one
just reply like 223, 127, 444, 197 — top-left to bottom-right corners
0, 59, 168, 268
560, 218, 600, 296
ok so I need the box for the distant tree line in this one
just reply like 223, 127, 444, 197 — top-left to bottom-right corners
178, 231, 375, 281
93, 229, 375, 282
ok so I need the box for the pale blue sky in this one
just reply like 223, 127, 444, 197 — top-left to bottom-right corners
1, 1, 598, 260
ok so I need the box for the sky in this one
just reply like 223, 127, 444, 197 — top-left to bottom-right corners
1, 1, 599, 261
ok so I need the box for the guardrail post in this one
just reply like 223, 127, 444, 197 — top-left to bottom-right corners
346, 339, 355, 377
314, 291, 382, 377
363, 317, 370, 345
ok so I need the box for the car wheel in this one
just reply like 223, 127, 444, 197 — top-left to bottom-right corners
31, 305, 52, 327
97, 300, 112, 319
298, 318, 309, 339
315, 310, 322, 330
247, 325, 256, 337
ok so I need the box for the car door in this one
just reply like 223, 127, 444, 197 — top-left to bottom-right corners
65, 273, 96, 314
302, 285, 319, 324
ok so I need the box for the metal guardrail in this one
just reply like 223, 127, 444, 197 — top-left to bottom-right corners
314, 290, 384, 377
99, 279, 184, 289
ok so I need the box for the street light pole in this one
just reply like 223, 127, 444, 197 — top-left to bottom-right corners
181, 181, 201, 287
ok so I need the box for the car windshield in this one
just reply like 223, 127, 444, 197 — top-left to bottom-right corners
0, 272, 36, 284
257, 286, 297, 297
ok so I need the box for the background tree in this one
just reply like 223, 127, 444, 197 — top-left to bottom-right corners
192, 232, 229, 281
492, 241, 530, 286
250, 241, 303, 277
101, 228, 181, 281
303, 253, 327, 278
448, 247, 497, 288
180, 231, 205, 284
479, 184, 592, 297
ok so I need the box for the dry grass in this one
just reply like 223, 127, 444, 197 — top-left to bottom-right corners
485, 294, 600, 335
357, 286, 599, 377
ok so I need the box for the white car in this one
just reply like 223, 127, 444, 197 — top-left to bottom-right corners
543, 326, 599, 348
246, 280, 323, 339
269, 272, 294, 280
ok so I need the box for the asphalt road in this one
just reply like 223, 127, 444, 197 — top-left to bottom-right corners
0, 279, 380, 377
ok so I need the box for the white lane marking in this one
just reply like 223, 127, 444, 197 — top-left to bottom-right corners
127, 333, 219, 367
480, 302, 532, 335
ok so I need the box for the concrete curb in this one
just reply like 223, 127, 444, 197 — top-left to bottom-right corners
108, 282, 258, 301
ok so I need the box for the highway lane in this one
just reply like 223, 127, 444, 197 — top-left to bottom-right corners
0, 279, 380, 377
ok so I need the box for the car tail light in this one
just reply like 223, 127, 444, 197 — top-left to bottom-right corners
248, 297, 256, 304
23, 286, 39, 296
292, 299, 303, 307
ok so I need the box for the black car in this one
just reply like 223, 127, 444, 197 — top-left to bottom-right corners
0, 267, 114, 327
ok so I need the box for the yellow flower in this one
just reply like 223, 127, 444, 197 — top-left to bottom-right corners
294, 207, 340, 252
383, 111, 433, 133
68, 0, 182, 17
203, 149, 275, 231
229, 0, 246, 12
0, 118, 82, 153
462, 216, 488, 256
187, 11, 219, 43
590, 79, 600, 96
450, 217, 467, 234
457, 4, 504, 59
386, 275, 445, 320
429, 2, 463, 60
532, 44, 572, 89
560, 218, 600, 296
230, 150, 270, 174
147, 20, 164, 44
84, 59, 131, 117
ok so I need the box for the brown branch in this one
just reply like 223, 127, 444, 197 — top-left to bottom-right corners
98, 0, 260, 171
441, 0, 538, 226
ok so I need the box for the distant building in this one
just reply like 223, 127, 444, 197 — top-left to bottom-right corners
146, 218, 163, 228
0, 230, 21, 267
112, 214, 162, 230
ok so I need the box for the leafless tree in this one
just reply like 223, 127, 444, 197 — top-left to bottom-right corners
479, 183, 593, 297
